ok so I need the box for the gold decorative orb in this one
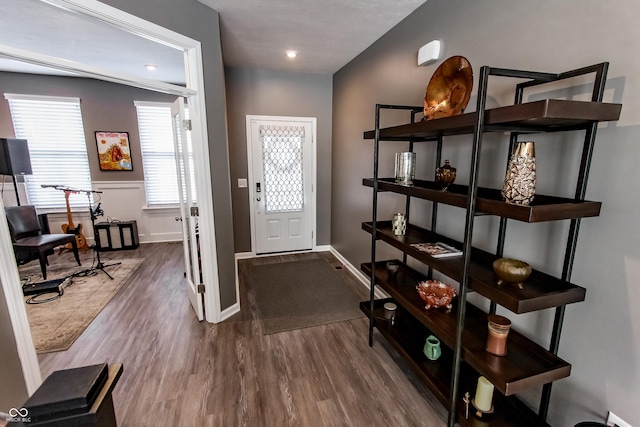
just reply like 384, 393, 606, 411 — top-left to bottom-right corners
492, 258, 532, 289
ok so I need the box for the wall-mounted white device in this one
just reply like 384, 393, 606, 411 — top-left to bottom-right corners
418, 40, 441, 66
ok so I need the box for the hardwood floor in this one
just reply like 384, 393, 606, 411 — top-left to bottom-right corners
38, 243, 447, 426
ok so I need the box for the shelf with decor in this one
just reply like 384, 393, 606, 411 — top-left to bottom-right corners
360, 299, 551, 427
362, 98, 621, 140
361, 260, 572, 395
362, 221, 586, 313
362, 61, 621, 427
362, 178, 602, 222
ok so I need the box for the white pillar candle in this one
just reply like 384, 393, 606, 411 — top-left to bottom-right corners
474, 376, 494, 412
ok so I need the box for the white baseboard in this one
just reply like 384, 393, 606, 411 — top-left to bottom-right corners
219, 302, 240, 322
142, 233, 182, 244
235, 251, 254, 260
229, 252, 254, 322
314, 245, 331, 252
329, 246, 389, 299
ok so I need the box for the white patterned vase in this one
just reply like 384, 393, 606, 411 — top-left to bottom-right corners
392, 213, 407, 236
501, 141, 536, 206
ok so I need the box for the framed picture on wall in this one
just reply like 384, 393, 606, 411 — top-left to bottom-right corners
95, 131, 133, 171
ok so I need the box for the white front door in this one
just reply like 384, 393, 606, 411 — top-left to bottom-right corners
172, 97, 204, 320
247, 116, 316, 255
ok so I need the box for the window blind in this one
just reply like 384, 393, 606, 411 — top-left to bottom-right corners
134, 101, 196, 206
134, 102, 179, 205
4, 94, 92, 209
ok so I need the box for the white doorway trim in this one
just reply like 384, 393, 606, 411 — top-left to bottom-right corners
0, 0, 223, 395
0, 198, 41, 395
245, 115, 317, 256
0, 43, 195, 97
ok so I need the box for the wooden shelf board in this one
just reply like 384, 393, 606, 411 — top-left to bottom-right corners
360, 299, 452, 406
363, 99, 622, 140
362, 262, 572, 396
363, 221, 586, 313
363, 178, 602, 222
361, 300, 551, 426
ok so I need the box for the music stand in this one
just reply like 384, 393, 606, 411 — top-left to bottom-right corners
77, 190, 120, 280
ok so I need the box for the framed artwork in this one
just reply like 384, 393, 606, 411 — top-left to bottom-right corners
95, 131, 133, 171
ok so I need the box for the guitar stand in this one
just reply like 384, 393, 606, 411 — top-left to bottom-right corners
74, 192, 121, 280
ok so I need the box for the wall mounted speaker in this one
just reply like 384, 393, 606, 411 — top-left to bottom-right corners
0, 138, 32, 175
418, 40, 441, 66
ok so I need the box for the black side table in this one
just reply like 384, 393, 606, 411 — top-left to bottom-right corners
116, 221, 139, 250
94, 221, 139, 251
94, 222, 114, 251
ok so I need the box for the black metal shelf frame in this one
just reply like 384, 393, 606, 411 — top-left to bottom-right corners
366, 63, 610, 427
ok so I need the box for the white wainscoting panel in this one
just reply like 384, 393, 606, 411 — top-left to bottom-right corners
2, 181, 183, 244
0, 180, 182, 244
93, 181, 182, 243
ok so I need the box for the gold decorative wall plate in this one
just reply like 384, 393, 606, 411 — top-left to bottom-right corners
423, 56, 473, 120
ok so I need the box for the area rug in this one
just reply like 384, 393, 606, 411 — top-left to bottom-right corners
249, 258, 364, 335
18, 252, 143, 353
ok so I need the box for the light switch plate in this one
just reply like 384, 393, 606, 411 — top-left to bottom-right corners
238, 178, 247, 188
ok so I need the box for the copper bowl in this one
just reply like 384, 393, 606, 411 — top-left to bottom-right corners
416, 280, 457, 311
423, 56, 473, 121
493, 258, 532, 289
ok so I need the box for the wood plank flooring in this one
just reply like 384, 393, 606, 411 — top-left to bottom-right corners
37, 243, 447, 426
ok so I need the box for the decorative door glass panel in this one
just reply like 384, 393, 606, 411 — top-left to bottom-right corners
260, 125, 305, 213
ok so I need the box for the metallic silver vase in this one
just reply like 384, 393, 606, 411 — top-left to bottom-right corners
501, 141, 536, 205
395, 152, 416, 186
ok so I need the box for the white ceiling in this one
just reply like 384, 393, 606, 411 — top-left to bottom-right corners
197, 0, 427, 74
0, 0, 187, 84
0, 0, 427, 82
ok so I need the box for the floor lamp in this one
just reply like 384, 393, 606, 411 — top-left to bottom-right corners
0, 138, 32, 206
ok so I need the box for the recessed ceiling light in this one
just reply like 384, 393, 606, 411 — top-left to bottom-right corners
145, 64, 157, 71
286, 51, 297, 59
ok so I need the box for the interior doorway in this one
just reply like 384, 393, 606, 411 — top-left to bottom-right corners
0, 0, 221, 395
171, 97, 204, 320
246, 115, 317, 255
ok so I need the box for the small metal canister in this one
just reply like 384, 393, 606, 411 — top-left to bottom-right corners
395, 152, 416, 186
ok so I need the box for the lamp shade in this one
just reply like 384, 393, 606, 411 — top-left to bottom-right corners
0, 138, 32, 175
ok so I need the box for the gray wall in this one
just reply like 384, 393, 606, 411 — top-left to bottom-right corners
225, 67, 333, 252
100, 0, 237, 309
0, 278, 28, 412
332, 0, 639, 425
0, 71, 176, 183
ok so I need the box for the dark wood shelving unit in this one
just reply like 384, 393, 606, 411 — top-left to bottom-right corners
361, 261, 571, 396
363, 99, 621, 140
360, 300, 551, 427
362, 221, 586, 313
362, 63, 621, 426
361, 299, 453, 405
362, 178, 602, 222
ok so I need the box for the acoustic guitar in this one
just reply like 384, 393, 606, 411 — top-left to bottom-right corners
60, 189, 89, 252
